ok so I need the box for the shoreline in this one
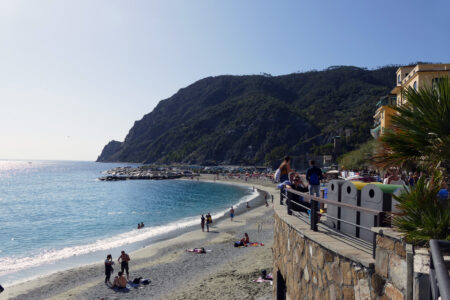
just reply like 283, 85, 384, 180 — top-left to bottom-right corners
0, 178, 257, 287
3, 175, 278, 300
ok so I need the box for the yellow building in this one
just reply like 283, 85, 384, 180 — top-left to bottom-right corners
391, 63, 450, 106
372, 63, 450, 138
371, 94, 396, 138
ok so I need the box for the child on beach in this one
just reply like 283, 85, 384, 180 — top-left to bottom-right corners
104, 254, 115, 284
230, 207, 235, 221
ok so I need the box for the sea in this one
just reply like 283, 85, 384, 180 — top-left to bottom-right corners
0, 160, 255, 286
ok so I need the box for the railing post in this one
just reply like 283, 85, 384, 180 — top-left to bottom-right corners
287, 191, 293, 215
372, 215, 378, 259
310, 199, 318, 231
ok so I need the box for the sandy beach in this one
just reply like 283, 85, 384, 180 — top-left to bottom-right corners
3, 175, 278, 300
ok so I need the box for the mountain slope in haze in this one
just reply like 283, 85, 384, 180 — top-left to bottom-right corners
97, 66, 397, 166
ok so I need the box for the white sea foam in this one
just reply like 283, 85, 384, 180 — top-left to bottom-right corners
0, 216, 198, 277
0, 187, 258, 278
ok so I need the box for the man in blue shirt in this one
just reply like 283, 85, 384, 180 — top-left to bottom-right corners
306, 160, 323, 197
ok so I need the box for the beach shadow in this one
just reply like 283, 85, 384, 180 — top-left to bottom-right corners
230, 220, 244, 223
207, 231, 220, 234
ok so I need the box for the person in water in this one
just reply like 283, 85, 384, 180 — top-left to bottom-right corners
118, 250, 131, 280
113, 271, 127, 289
201, 214, 205, 232
230, 207, 235, 221
137, 223, 141, 229
140, 222, 144, 228
104, 254, 115, 284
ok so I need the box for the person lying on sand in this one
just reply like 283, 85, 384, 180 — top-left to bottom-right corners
186, 247, 206, 253
113, 272, 128, 289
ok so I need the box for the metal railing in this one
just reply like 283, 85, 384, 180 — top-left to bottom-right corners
429, 239, 450, 300
280, 188, 386, 258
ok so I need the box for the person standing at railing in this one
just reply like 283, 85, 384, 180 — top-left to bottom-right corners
306, 160, 323, 197
306, 160, 323, 215
277, 156, 292, 183
286, 174, 309, 213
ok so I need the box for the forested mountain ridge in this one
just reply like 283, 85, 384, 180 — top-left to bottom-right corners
97, 66, 397, 166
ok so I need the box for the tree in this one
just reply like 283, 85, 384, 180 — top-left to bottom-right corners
392, 171, 449, 245
338, 140, 376, 170
375, 77, 450, 244
376, 77, 450, 172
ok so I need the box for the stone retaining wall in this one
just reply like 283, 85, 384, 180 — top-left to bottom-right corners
273, 203, 411, 300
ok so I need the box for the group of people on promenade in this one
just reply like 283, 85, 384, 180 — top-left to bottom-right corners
200, 213, 213, 232
276, 157, 324, 213
277, 157, 324, 196
104, 250, 131, 288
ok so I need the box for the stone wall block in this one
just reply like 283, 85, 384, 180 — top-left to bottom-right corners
371, 273, 385, 296
331, 261, 343, 285
342, 286, 355, 300
304, 265, 310, 282
300, 250, 308, 269
388, 253, 407, 291
312, 271, 318, 285
335, 285, 343, 299
377, 236, 395, 251
375, 248, 389, 277
341, 260, 353, 285
316, 247, 325, 269
385, 283, 404, 300
354, 279, 371, 300
324, 250, 335, 263
307, 283, 313, 299
314, 288, 321, 300
325, 263, 333, 281
329, 284, 337, 300
324, 286, 330, 300
394, 242, 406, 258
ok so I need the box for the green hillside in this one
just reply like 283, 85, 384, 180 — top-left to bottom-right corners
97, 66, 397, 167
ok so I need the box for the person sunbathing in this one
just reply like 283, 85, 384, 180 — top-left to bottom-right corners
186, 247, 206, 253
113, 272, 128, 289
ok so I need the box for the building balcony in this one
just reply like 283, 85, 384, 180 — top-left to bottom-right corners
370, 125, 381, 139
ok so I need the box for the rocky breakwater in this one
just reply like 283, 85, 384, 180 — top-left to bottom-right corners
99, 166, 183, 181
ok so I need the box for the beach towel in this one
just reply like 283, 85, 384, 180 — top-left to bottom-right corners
253, 273, 273, 285
128, 278, 151, 288
111, 286, 130, 293
253, 278, 273, 285
248, 242, 264, 247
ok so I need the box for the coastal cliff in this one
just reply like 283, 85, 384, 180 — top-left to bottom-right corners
97, 66, 397, 165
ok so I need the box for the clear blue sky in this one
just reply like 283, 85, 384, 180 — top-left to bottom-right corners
0, 0, 448, 161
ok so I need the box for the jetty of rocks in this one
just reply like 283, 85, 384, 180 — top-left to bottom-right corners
99, 166, 185, 181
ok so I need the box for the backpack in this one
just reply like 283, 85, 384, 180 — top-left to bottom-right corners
309, 172, 320, 185
274, 168, 281, 183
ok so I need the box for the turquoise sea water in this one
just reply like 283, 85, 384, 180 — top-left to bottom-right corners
0, 160, 254, 285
